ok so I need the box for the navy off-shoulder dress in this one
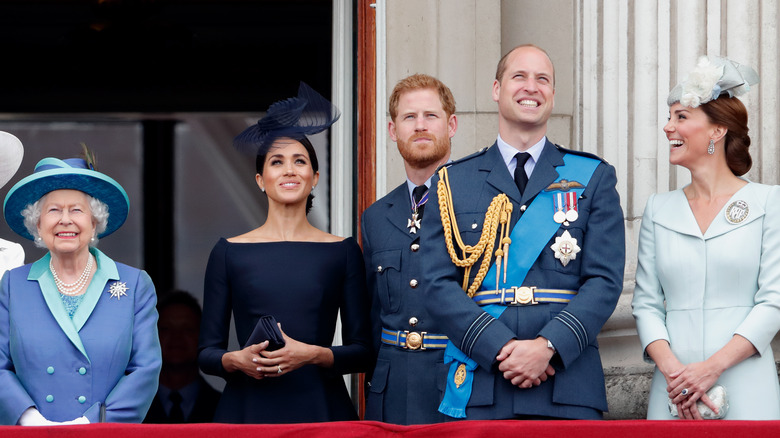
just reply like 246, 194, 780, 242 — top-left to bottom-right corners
198, 237, 372, 423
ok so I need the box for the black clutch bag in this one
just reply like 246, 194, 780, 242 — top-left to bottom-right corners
244, 315, 285, 351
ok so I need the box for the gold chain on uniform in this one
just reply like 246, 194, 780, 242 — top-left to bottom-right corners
437, 166, 513, 297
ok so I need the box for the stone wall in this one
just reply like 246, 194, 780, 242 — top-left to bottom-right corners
382, 0, 780, 419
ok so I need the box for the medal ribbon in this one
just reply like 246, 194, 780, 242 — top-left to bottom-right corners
438, 153, 601, 418
412, 190, 429, 213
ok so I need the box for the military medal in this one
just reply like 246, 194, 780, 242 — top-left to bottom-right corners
407, 213, 421, 234
553, 192, 566, 223
108, 281, 128, 300
550, 230, 580, 267
454, 363, 467, 388
407, 188, 429, 234
565, 191, 579, 223
725, 200, 749, 224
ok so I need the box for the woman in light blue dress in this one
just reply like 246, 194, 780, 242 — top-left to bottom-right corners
633, 56, 780, 420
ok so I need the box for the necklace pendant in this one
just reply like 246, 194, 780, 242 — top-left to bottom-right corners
407, 212, 421, 234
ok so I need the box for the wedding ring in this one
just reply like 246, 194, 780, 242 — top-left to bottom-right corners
681, 388, 689, 396
277, 365, 283, 374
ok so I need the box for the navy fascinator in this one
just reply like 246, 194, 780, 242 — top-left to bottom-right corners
233, 82, 341, 156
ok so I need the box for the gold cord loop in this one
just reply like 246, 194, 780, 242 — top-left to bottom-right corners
437, 166, 513, 297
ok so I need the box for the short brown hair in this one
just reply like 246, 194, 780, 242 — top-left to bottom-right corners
388, 74, 456, 120
700, 97, 752, 176
495, 44, 556, 87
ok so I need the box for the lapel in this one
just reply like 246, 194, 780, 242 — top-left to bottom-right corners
72, 248, 120, 330
482, 141, 565, 206
522, 140, 565, 205
27, 248, 120, 361
483, 144, 522, 204
383, 184, 419, 238
653, 183, 763, 240
704, 182, 764, 239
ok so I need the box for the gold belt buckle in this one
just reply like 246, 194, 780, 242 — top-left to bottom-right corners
510, 286, 537, 305
404, 331, 426, 350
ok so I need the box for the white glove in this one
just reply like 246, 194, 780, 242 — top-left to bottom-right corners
61, 416, 90, 425
18, 407, 56, 426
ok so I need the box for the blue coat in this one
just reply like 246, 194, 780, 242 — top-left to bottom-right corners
362, 183, 449, 424
0, 248, 161, 425
421, 142, 625, 419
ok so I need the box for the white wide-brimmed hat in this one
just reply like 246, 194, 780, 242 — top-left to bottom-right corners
0, 131, 24, 189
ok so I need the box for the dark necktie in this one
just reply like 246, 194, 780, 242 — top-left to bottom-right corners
412, 185, 428, 220
514, 152, 531, 195
168, 390, 185, 423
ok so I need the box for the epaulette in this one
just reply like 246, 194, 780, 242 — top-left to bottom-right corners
554, 144, 609, 164
437, 146, 489, 172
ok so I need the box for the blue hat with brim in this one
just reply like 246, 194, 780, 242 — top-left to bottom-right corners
3, 157, 129, 241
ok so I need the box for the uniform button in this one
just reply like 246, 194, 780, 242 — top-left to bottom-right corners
78, 396, 86, 404
377, 265, 383, 273
409, 317, 418, 327
410, 243, 420, 252
46, 395, 54, 403
47, 366, 55, 375
409, 279, 418, 288
79, 367, 87, 375
520, 205, 527, 212
471, 223, 478, 229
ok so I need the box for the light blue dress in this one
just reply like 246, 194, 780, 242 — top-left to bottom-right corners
633, 182, 780, 419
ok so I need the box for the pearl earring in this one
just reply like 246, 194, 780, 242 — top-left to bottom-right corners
261, 187, 265, 192
707, 139, 715, 155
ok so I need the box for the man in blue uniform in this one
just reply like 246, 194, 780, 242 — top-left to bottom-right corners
362, 74, 458, 424
421, 45, 625, 419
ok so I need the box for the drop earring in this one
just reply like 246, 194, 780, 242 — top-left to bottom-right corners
707, 139, 715, 155
261, 187, 265, 192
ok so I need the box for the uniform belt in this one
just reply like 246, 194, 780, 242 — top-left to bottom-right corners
472, 286, 577, 306
381, 328, 448, 350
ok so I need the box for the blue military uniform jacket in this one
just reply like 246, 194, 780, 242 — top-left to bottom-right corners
421, 141, 625, 419
0, 248, 162, 424
362, 182, 449, 424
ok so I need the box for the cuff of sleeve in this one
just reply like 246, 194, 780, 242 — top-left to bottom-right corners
464, 316, 516, 370
539, 310, 590, 369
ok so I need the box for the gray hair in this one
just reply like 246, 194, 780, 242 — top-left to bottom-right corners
22, 193, 110, 248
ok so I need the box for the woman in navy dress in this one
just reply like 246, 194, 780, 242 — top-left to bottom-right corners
198, 83, 372, 423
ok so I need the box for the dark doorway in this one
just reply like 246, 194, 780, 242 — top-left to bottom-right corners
0, 0, 333, 113
0, 0, 334, 293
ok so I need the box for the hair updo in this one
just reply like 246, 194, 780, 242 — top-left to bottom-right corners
699, 97, 752, 176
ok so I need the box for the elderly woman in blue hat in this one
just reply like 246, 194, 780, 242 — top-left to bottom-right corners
633, 56, 780, 420
198, 83, 372, 423
0, 155, 162, 425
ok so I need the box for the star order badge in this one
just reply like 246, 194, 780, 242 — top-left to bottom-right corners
108, 281, 128, 300
550, 230, 580, 267
407, 213, 421, 234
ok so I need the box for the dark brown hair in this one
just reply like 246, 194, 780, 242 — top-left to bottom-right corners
256, 136, 318, 214
700, 97, 752, 176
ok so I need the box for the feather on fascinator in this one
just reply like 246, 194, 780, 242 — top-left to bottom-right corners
233, 82, 341, 155
668, 56, 759, 108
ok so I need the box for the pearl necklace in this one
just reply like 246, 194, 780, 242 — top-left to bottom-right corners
50, 255, 93, 296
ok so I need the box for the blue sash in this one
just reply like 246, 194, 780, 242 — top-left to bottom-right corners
438, 154, 600, 418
